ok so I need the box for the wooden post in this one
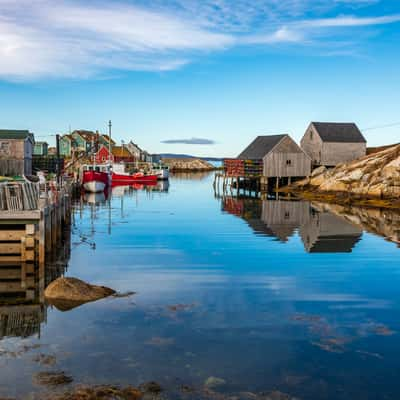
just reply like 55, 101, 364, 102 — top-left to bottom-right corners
38, 210, 46, 268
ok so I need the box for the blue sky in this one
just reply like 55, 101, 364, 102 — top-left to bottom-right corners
0, 0, 399, 157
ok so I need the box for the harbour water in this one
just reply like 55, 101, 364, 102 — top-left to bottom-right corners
0, 172, 400, 399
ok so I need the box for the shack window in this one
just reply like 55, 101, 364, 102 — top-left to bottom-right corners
0, 141, 10, 156
286, 159, 292, 166
310, 131, 313, 140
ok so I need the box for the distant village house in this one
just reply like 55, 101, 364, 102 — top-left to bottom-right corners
301, 122, 367, 167
33, 141, 48, 156
0, 129, 34, 176
60, 134, 73, 157
126, 141, 143, 160
95, 145, 113, 164
112, 146, 135, 163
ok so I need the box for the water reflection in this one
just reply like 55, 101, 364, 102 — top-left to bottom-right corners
222, 195, 399, 251
0, 227, 70, 339
300, 206, 362, 253
1, 175, 400, 400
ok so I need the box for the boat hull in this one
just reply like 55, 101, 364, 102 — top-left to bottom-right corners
154, 169, 169, 180
83, 181, 106, 193
112, 172, 158, 184
82, 170, 110, 193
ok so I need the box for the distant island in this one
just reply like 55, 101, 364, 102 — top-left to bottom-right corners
158, 153, 223, 162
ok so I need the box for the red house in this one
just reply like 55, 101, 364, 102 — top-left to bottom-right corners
95, 144, 114, 164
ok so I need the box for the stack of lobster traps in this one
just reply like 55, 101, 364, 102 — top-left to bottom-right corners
224, 159, 263, 177
0, 182, 39, 211
224, 159, 244, 176
243, 159, 263, 177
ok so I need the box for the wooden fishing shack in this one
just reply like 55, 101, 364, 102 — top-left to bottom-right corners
218, 134, 311, 194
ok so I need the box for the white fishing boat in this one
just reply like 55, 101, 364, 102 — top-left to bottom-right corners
152, 164, 169, 180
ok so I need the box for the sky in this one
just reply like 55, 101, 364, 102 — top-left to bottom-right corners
0, 0, 399, 157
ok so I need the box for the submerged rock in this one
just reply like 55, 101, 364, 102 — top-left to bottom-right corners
138, 381, 163, 394
33, 371, 73, 387
204, 377, 227, 389
32, 353, 57, 366
45, 277, 116, 311
46, 385, 142, 399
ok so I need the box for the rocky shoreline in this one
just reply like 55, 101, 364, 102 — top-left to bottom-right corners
284, 144, 400, 209
162, 158, 218, 172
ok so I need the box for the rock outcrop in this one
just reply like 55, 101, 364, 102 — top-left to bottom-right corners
45, 277, 116, 311
162, 158, 215, 172
311, 202, 400, 245
291, 144, 400, 207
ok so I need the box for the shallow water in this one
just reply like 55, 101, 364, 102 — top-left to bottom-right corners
1, 173, 400, 399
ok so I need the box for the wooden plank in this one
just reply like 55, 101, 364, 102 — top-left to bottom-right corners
0, 243, 21, 254
0, 211, 41, 221
25, 250, 35, 262
26, 263, 35, 274
0, 231, 25, 241
25, 237, 35, 248
38, 210, 45, 267
0, 281, 25, 292
0, 304, 41, 313
26, 224, 35, 235
0, 269, 21, 279
0, 256, 22, 263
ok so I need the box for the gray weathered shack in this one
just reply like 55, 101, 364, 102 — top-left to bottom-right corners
0, 130, 34, 176
299, 206, 362, 253
238, 134, 311, 179
259, 200, 310, 242
300, 122, 366, 167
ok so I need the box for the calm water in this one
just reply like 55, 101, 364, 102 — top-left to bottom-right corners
1, 173, 400, 399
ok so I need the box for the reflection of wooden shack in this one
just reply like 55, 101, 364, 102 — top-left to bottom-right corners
0, 223, 70, 338
300, 208, 362, 253
0, 258, 47, 338
260, 201, 310, 242
222, 197, 309, 243
0, 305, 46, 339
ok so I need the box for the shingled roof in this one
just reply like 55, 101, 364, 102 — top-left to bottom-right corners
238, 135, 287, 159
311, 122, 366, 143
0, 129, 34, 141
112, 146, 133, 158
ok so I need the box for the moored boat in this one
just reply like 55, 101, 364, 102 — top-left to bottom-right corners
152, 164, 169, 180
111, 164, 158, 185
81, 164, 111, 193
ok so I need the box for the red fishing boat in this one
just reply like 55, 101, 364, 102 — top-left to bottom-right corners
111, 164, 158, 185
81, 164, 111, 193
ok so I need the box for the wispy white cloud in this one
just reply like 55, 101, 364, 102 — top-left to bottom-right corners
0, 0, 398, 81
300, 14, 400, 28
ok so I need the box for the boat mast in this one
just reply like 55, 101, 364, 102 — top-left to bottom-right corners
92, 136, 96, 167
108, 120, 112, 165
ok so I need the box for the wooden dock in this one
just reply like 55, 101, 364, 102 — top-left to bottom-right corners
0, 182, 72, 295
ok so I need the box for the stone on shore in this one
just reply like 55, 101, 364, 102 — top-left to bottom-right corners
45, 277, 116, 311
162, 158, 215, 172
290, 144, 400, 206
